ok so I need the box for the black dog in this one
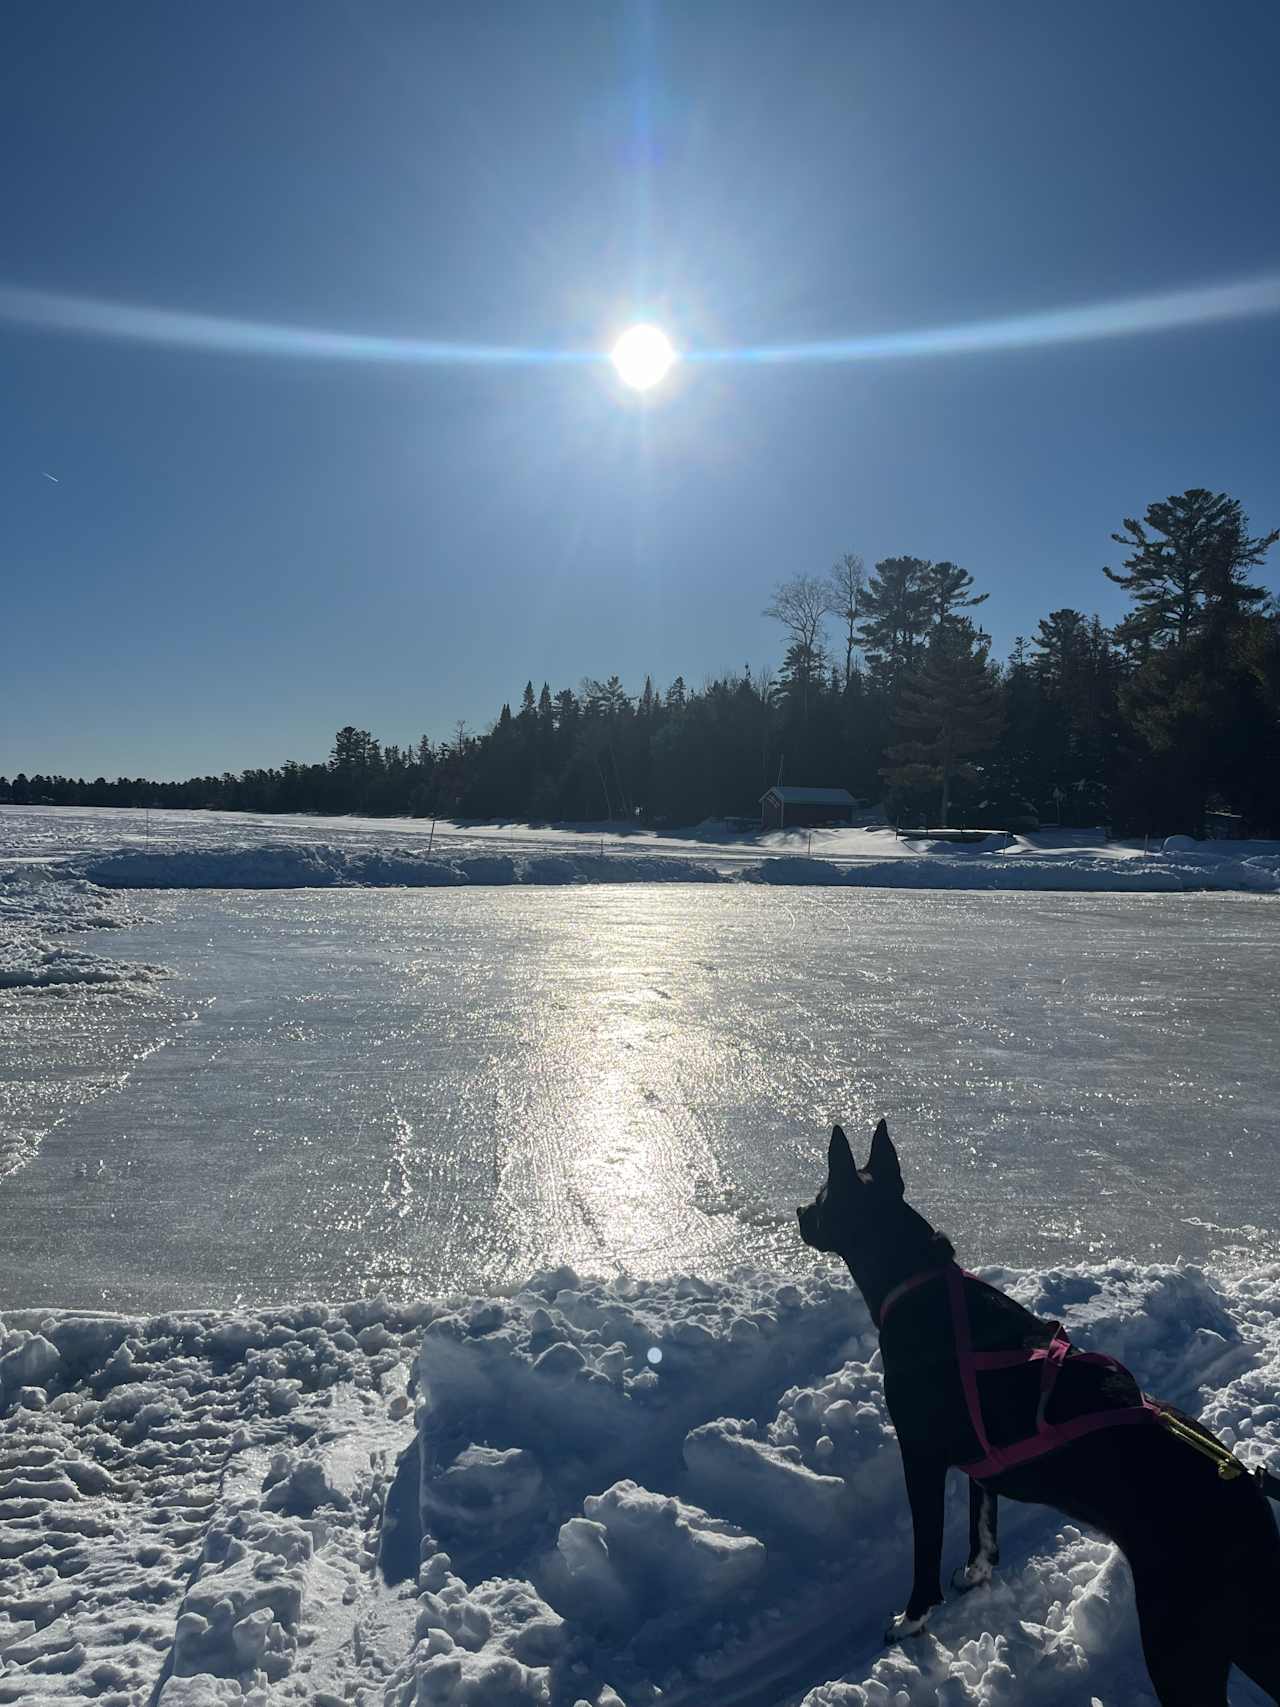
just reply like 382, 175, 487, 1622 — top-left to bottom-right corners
797, 1120, 1280, 1707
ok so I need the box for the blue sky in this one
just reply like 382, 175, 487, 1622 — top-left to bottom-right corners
3, 0, 1278, 780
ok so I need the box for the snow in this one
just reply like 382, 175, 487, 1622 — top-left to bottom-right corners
80, 846, 726, 891
3, 804, 1280, 897
67, 842, 1280, 896
0, 1260, 1275, 1705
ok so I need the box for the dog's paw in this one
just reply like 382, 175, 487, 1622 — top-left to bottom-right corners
951, 1560, 995, 1594
884, 1608, 932, 1643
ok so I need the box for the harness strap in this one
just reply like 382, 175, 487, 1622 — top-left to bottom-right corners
943, 1262, 1162, 1479
878, 1266, 945, 1326
878, 1261, 1247, 1486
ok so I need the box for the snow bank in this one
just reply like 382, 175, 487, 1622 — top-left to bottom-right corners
745, 851, 1280, 894
69, 839, 1280, 895
5, 804, 1280, 896
0, 1262, 1277, 1704
80, 845, 728, 890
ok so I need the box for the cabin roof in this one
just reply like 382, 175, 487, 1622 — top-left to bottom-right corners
760, 786, 856, 806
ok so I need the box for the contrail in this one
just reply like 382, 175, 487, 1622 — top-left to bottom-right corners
1, 272, 1278, 372
41, 471, 60, 482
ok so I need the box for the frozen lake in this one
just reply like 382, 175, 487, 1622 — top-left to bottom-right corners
2, 883, 1277, 1310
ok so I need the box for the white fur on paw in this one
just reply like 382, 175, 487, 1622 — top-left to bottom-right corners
951, 1561, 994, 1593
884, 1609, 931, 1642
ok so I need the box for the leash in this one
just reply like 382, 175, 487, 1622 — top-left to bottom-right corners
1157, 1408, 1280, 1501
1157, 1408, 1246, 1479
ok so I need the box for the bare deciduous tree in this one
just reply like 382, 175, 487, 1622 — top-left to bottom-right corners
763, 574, 829, 653
825, 553, 865, 688
763, 574, 830, 723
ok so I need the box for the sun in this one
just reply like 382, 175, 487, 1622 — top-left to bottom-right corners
611, 323, 676, 390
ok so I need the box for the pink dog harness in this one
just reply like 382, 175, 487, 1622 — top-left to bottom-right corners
879, 1263, 1162, 1481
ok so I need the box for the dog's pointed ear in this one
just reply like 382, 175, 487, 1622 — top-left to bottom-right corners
828, 1123, 857, 1185
866, 1118, 904, 1195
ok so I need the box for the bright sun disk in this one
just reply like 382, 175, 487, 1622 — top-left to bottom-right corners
611, 323, 675, 390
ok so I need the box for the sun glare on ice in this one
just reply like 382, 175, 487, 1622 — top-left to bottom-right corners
611, 323, 676, 390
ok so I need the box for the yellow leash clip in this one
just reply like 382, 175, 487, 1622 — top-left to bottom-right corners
1159, 1409, 1245, 1480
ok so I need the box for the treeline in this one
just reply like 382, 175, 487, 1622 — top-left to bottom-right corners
5, 489, 1278, 836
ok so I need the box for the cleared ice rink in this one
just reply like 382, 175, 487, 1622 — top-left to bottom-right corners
3, 880, 1276, 1310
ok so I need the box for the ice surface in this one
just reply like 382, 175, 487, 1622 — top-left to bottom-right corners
2, 876, 1278, 1308
2, 1261, 1275, 1705
0, 859, 190, 1183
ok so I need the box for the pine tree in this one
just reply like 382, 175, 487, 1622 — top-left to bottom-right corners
1026, 611, 1119, 823
923, 560, 987, 629
882, 621, 1002, 827
857, 556, 933, 693
1104, 489, 1276, 652
1107, 492, 1277, 832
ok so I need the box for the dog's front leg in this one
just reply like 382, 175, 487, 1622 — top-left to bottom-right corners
953, 1481, 998, 1591
885, 1450, 947, 1642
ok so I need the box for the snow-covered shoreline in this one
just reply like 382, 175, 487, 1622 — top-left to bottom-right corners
4, 814, 1275, 997
66, 839, 1280, 895
1, 1259, 1277, 1705
0, 805, 1277, 993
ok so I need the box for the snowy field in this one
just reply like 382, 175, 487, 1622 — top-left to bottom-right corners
1, 805, 1278, 1705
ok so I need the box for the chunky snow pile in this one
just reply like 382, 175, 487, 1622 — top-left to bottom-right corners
0, 1262, 1277, 1704
0, 936, 169, 994
80, 846, 728, 890
0, 863, 164, 995
0, 864, 134, 933
378, 1260, 1280, 1707
0, 1296, 430, 1706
